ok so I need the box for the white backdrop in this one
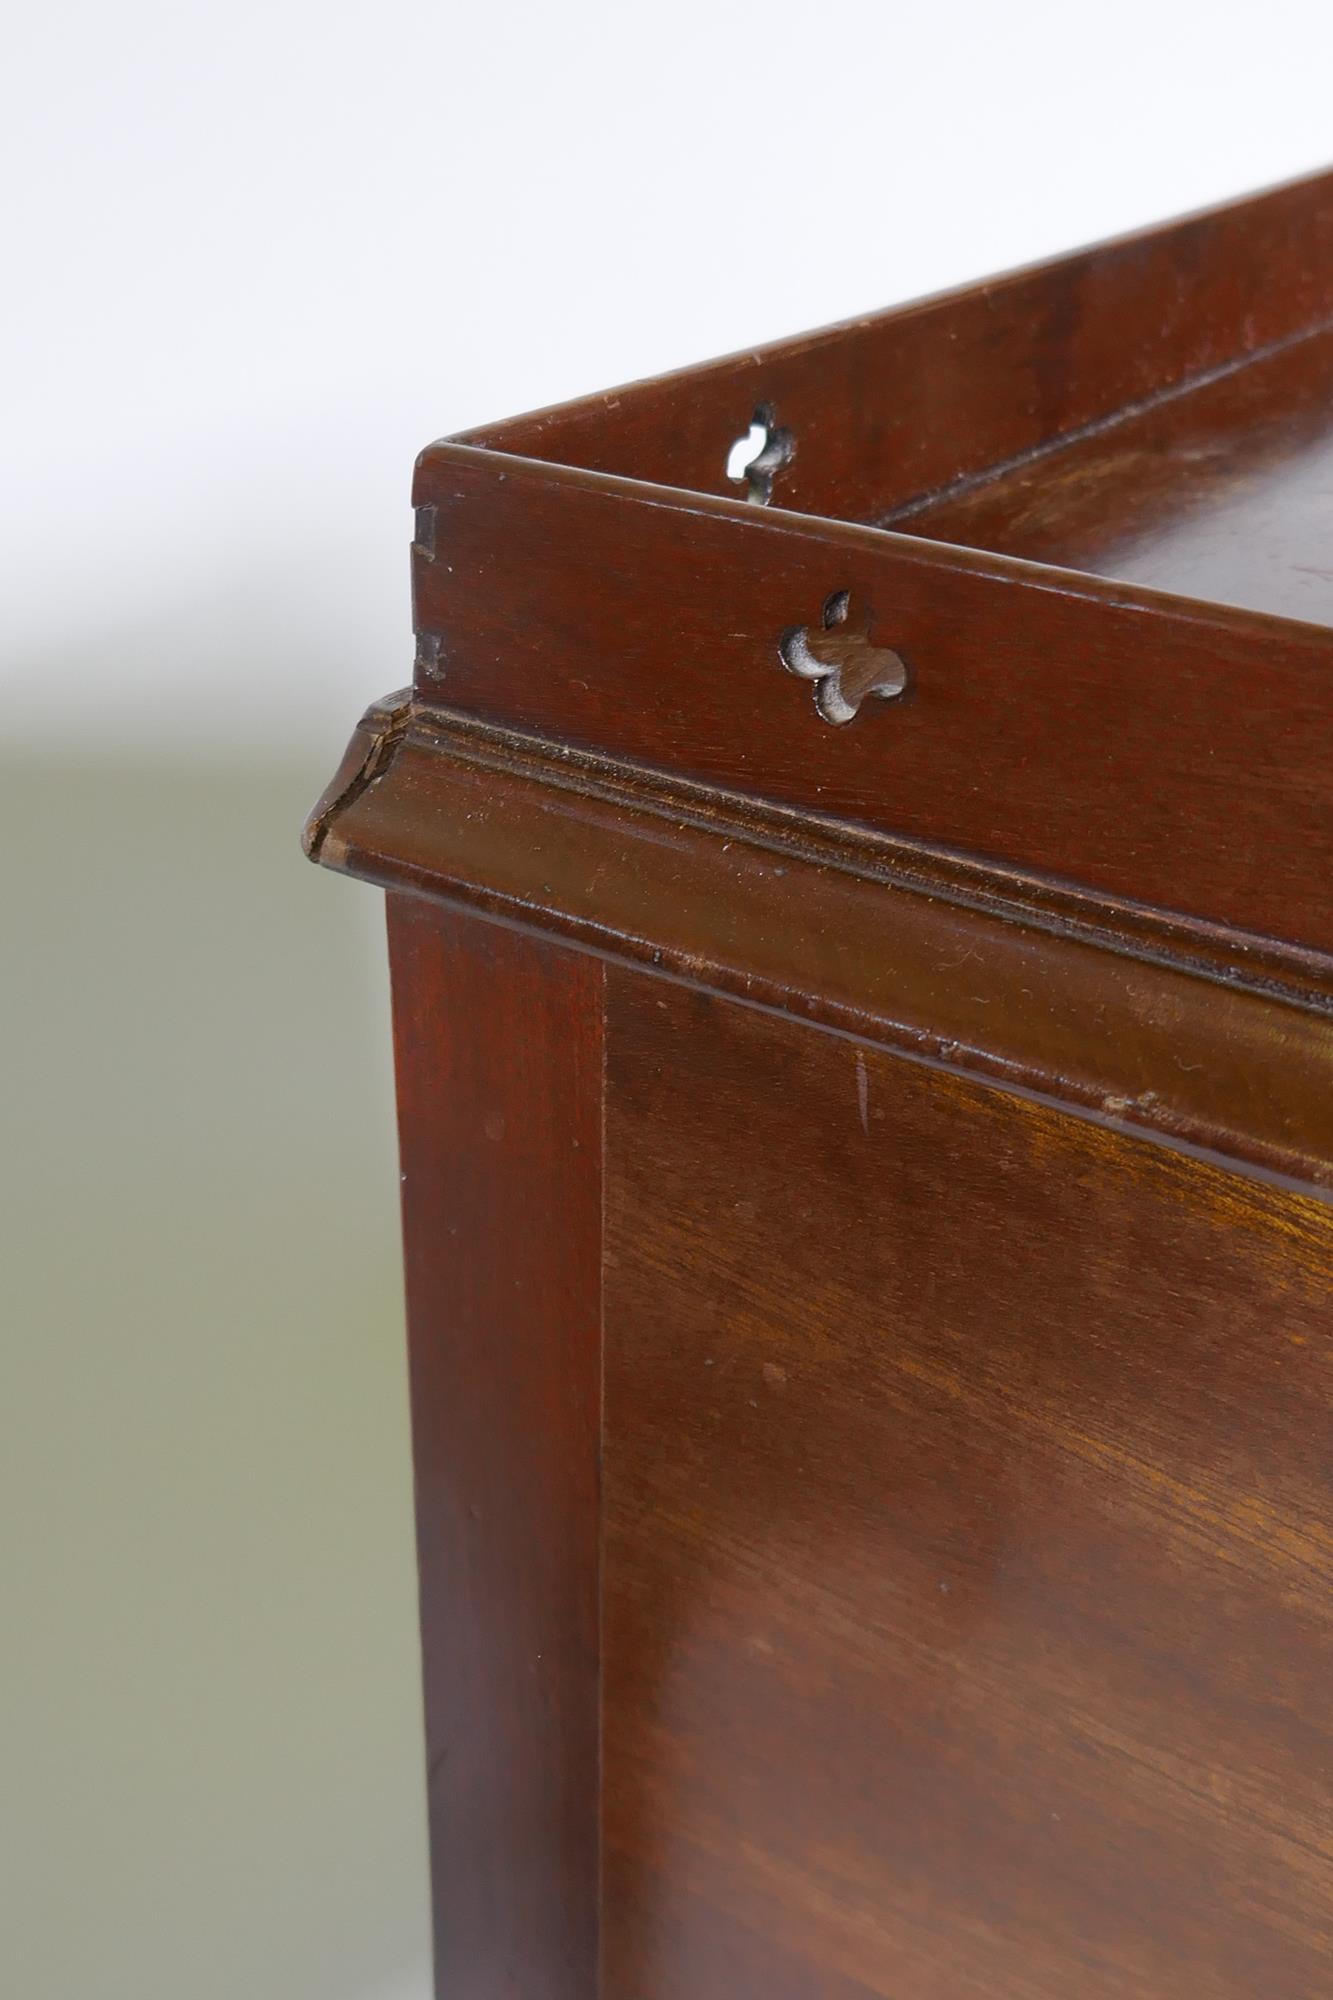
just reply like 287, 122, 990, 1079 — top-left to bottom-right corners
4, 5, 1332, 1998
7, 0, 1333, 756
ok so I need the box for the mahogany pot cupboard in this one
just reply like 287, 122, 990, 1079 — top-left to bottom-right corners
305, 169, 1333, 1999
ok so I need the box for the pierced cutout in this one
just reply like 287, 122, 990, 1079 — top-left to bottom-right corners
726, 422, 767, 484
726, 403, 794, 504
780, 591, 909, 725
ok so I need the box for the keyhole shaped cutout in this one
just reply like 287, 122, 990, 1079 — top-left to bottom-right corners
726, 404, 794, 505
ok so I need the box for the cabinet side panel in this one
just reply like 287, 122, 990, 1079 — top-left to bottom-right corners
387, 894, 604, 2000
602, 970, 1333, 2000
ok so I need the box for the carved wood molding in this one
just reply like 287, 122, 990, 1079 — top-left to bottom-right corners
304, 697, 1333, 1198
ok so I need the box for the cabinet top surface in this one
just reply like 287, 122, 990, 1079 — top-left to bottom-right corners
888, 318, 1333, 626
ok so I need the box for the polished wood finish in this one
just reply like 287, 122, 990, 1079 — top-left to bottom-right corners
603, 975, 1333, 2000
308, 169, 1333, 1998
896, 318, 1333, 620
410, 444, 1333, 954
388, 898, 603, 1999
321, 706, 1333, 1191
462, 167, 1333, 530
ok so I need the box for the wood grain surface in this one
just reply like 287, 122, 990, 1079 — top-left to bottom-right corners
900, 318, 1333, 620
388, 896, 604, 1999
411, 446, 1333, 957
318, 710, 1333, 1194
308, 166, 1333, 2000
463, 167, 1333, 531
601, 972, 1333, 2000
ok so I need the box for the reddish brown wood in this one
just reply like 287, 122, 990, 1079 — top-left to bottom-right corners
462, 168, 1333, 529
411, 445, 1333, 956
387, 895, 604, 1999
898, 318, 1333, 620
320, 709, 1333, 1193
308, 168, 1333, 2000
602, 973, 1333, 2000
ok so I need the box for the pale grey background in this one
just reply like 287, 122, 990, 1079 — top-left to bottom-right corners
5, 2, 1333, 1994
